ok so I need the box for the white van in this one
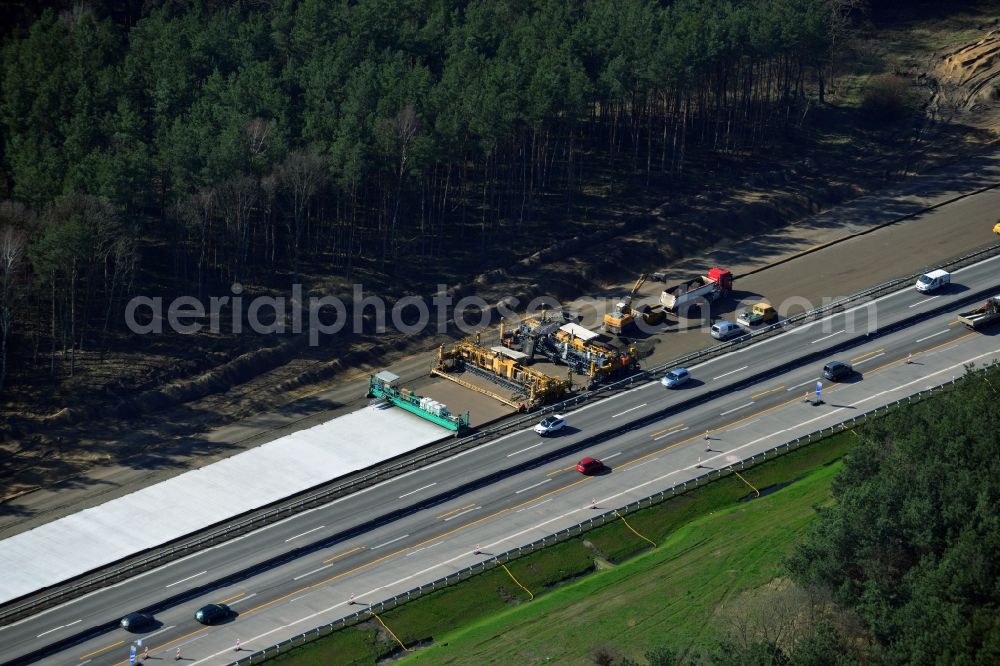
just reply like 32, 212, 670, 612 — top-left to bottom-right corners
915, 269, 950, 294
711, 321, 743, 340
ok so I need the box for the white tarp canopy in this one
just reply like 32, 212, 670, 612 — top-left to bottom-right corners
491, 345, 528, 360
0, 405, 445, 605
559, 322, 599, 341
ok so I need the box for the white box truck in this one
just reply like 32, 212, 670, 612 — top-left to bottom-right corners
915, 269, 950, 294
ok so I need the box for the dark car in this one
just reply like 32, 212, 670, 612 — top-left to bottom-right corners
120, 612, 154, 631
575, 457, 603, 474
822, 361, 853, 381
194, 603, 231, 625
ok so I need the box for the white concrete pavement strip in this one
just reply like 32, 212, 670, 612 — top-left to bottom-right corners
0, 406, 448, 606
61, 337, 997, 665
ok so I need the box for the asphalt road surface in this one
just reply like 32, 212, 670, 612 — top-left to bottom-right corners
6, 255, 999, 665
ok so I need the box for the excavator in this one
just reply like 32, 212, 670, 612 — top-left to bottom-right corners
603, 274, 665, 335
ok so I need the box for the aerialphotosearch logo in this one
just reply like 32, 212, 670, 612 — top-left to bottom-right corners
125, 283, 565, 346
124, 283, 880, 345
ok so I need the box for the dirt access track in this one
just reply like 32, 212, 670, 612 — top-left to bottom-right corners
2, 148, 999, 540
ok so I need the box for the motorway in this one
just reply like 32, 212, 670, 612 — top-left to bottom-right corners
4, 254, 1000, 665
5, 156, 999, 544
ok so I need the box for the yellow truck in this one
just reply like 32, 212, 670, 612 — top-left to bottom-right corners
737, 302, 777, 326
603, 274, 647, 334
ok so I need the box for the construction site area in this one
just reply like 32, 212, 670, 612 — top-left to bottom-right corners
373, 268, 740, 432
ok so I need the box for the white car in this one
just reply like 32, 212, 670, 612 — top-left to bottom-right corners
534, 415, 566, 435
661, 368, 690, 388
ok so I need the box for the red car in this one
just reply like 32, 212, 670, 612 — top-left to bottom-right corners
576, 457, 603, 474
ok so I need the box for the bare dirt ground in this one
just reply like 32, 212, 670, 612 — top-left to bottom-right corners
2, 3, 1000, 532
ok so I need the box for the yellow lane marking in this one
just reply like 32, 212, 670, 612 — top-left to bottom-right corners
228, 476, 593, 624
210, 329, 986, 635
139, 331, 986, 643
323, 546, 364, 565
508, 477, 591, 513
851, 348, 884, 362
624, 394, 805, 470
649, 422, 685, 438
107, 326, 985, 663
114, 627, 209, 665
868, 331, 975, 375
921, 330, 974, 354
436, 503, 475, 520
623, 430, 706, 469
240, 583, 320, 617
216, 591, 245, 604
949, 319, 963, 326
751, 385, 785, 399
546, 465, 576, 477
81, 640, 123, 660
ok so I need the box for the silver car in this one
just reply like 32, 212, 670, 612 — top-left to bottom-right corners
711, 321, 743, 340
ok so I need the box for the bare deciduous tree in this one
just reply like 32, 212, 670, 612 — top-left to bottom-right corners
721, 580, 816, 654
216, 174, 257, 284
0, 223, 28, 392
275, 149, 326, 283
36, 193, 121, 376
384, 105, 420, 267
244, 117, 273, 161
174, 188, 216, 298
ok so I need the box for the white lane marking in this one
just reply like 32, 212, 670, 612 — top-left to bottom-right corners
285, 526, 325, 542
141, 624, 176, 639
720, 401, 754, 416
729, 418, 761, 431
372, 534, 410, 549
712, 365, 748, 380
853, 352, 885, 366
398, 483, 437, 498
612, 404, 647, 418
80, 661, 91, 666
602, 452, 624, 461
909, 295, 941, 307
293, 564, 333, 581
165, 570, 207, 588
598, 349, 1000, 509
515, 479, 551, 494
811, 329, 844, 344
653, 426, 688, 441
516, 498, 553, 513
228, 594, 257, 606
627, 457, 659, 469
36, 623, 70, 638
444, 506, 481, 522
916, 329, 949, 343
191, 342, 1000, 666
194, 347, 1000, 666
507, 442, 543, 457
787, 378, 818, 391
35, 618, 81, 638
406, 542, 443, 557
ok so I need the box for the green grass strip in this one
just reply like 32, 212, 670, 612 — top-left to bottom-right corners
272, 431, 854, 665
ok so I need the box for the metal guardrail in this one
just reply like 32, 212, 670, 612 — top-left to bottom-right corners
2, 240, 999, 627
229, 363, 997, 665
